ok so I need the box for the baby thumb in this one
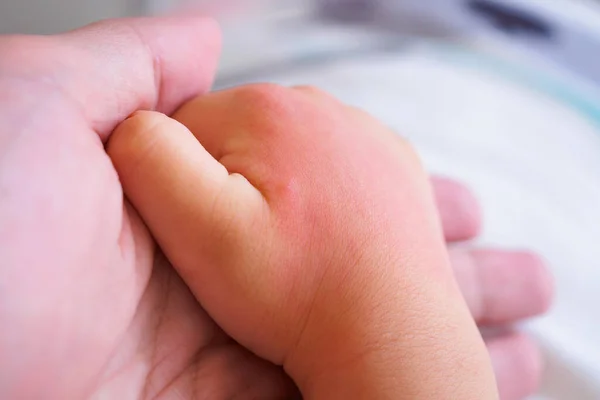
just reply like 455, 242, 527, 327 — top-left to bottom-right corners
107, 110, 265, 302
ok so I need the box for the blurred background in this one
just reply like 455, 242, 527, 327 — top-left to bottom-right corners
2, 1, 599, 399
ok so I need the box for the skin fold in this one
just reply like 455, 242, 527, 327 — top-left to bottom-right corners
0, 16, 552, 400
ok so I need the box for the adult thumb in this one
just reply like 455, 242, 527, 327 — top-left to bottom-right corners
0, 16, 221, 140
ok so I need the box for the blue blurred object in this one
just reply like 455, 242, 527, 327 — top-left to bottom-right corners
315, 0, 600, 86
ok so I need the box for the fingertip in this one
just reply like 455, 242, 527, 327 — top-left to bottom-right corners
451, 247, 555, 325
431, 176, 482, 242
515, 251, 555, 315
488, 333, 543, 400
474, 249, 555, 321
107, 110, 166, 175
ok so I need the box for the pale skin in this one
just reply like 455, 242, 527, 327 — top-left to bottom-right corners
0, 17, 552, 400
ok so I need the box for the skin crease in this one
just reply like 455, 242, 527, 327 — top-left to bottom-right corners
108, 86, 499, 399
0, 16, 553, 400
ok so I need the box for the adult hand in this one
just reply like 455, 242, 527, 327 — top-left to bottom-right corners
0, 16, 224, 399
0, 17, 551, 400
434, 176, 553, 400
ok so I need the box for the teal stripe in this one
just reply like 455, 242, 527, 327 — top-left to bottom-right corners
422, 43, 600, 128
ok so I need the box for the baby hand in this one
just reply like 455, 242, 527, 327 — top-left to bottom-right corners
108, 84, 497, 399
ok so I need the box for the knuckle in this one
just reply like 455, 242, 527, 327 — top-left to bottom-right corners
347, 105, 421, 164
233, 83, 293, 113
0, 36, 33, 67
395, 134, 414, 153
292, 84, 331, 99
231, 83, 299, 137
294, 85, 343, 108
0, 36, 58, 76
396, 137, 424, 171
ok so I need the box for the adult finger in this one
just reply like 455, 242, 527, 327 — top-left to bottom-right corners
450, 248, 554, 325
431, 176, 482, 242
0, 16, 221, 140
487, 333, 543, 400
